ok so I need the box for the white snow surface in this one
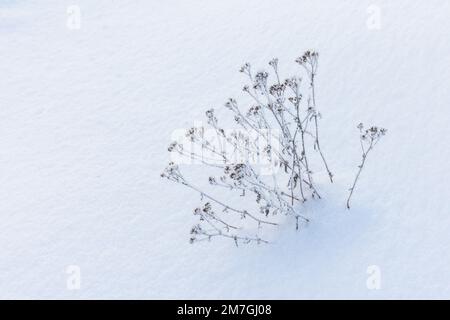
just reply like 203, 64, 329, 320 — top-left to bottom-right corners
1, 0, 450, 299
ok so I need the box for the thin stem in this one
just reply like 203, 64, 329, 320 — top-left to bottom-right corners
179, 177, 278, 226
346, 141, 373, 209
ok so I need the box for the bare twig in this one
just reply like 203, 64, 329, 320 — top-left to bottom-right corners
346, 123, 387, 209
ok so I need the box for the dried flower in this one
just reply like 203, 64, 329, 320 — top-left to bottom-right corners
239, 63, 250, 73
168, 141, 177, 152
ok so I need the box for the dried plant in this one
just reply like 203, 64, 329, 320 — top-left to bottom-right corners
346, 123, 387, 209
161, 51, 386, 245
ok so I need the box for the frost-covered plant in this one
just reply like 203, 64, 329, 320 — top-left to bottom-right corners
161, 51, 386, 245
161, 51, 335, 245
346, 123, 387, 209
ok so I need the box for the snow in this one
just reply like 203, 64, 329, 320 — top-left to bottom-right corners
1, 0, 449, 299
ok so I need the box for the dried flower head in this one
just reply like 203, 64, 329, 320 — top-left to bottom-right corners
239, 62, 250, 73
269, 58, 278, 69
167, 141, 178, 152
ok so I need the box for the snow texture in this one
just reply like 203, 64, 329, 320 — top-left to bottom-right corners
0, 0, 449, 299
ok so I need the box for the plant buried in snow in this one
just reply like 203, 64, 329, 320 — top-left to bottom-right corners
346, 124, 387, 209
161, 51, 335, 245
162, 51, 386, 245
